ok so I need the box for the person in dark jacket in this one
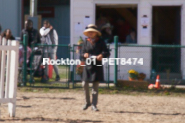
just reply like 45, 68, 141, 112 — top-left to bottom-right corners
1, 29, 15, 40
20, 19, 41, 74
81, 24, 110, 111
21, 19, 40, 47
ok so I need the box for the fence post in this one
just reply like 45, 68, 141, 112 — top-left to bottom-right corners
22, 34, 28, 86
72, 44, 75, 88
68, 44, 71, 88
0, 38, 6, 98
114, 36, 118, 86
5, 40, 11, 98
8, 41, 19, 117
107, 44, 110, 88
29, 43, 34, 84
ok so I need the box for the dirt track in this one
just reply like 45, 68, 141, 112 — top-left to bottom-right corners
1, 91, 185, 123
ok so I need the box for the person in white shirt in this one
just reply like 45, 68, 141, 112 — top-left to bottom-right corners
40, 20, 60, 82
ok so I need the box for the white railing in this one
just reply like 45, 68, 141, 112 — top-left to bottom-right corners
0, 37, 19, 117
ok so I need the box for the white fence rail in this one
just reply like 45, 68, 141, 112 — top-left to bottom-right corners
0, 37, 19, 117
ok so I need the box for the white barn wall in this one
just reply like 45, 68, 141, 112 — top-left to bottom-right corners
70, 0, 94, 45
71, 0, 185, 80
181, 3, 185, 79
136, 0, 152, 80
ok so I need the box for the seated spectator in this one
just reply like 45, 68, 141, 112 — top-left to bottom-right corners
101, 23, 113, 43
126, 29, 137, 44
19, 46, 32, 67
20, 19, 40, 68
1, 29, 15, 40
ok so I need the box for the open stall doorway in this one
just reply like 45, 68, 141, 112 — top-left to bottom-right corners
152, 6, 181, 78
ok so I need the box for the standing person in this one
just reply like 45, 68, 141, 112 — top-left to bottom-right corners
40, 20, 60, 82
21, 19, 41, 47
81, 24, 110, 111
1, 29, 15, 40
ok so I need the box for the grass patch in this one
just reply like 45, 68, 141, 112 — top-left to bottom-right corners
18, 65, 70, 87
98, 86, 185, 97
18, 84, 185, 97
21, 65, 69, 83
51, 65, 70, 81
